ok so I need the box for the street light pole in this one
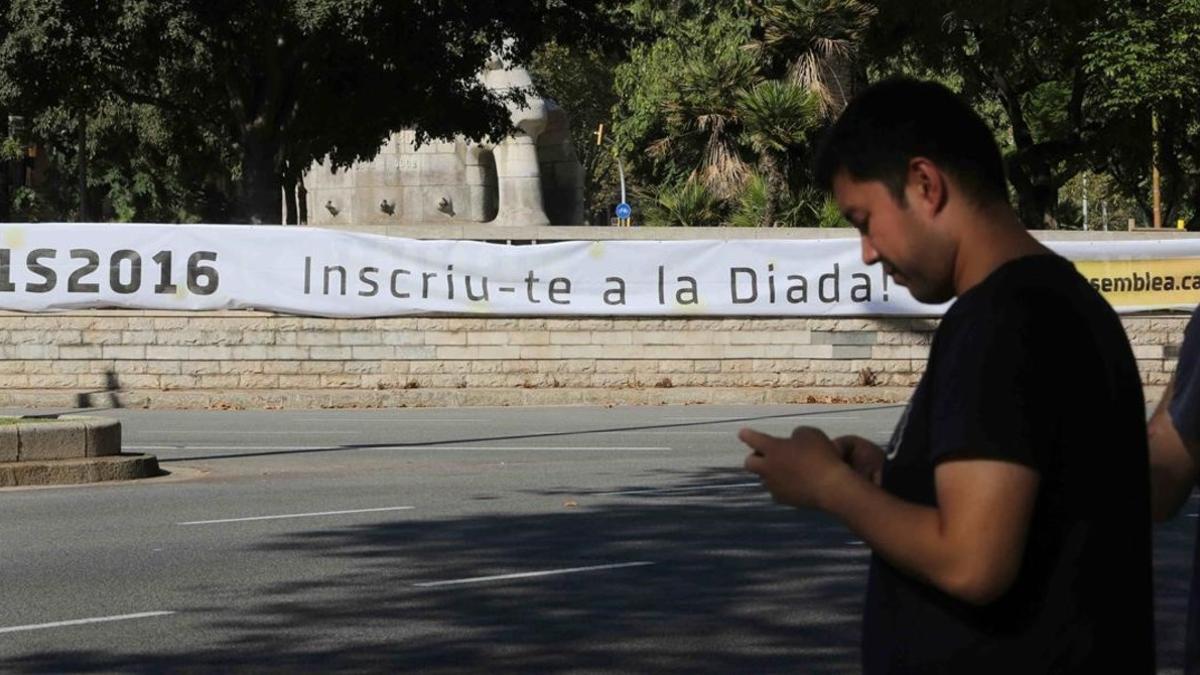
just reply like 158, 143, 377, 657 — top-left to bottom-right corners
1082, 174, 1088, 230
1152, 112, 1162, 228
595, 123, 630, 226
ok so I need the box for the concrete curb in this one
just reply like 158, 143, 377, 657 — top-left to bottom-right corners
0, 386, 919, 410
0, 454, 161, 487
0, 416, 160, 487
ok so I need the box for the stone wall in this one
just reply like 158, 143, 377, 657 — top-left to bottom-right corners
302, 118, 583, 228
303, 131, 498, 226
0, 310, 1184, 410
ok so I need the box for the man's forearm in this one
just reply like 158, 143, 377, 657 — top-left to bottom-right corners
1148, 382, 1199, 521
819, 471, 969, 598
818, 461, 1037, 606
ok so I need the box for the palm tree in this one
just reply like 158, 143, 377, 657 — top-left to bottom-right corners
619, 0, 877, 226
656, 40, 759, 200
747, 0, 877, 117
641, 178, 725, 227
737, 80, 821, 226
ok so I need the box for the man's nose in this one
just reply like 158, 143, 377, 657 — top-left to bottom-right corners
860, 237, 879, 265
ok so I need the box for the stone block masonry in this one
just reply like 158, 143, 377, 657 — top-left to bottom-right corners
0, 310, 1185, 409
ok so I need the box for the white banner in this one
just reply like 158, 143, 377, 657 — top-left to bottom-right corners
0, 223, 1197, 317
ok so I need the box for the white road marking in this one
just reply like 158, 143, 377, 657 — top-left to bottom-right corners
635, 430, 730, 435
0, 611, 175, 635
414, 562, 656, 588
178, 506, 415, 525
289, 418, 488, 423
125, 445, 323, 451
597, 482, 760, 496
128, 445, 671, 452
147, 431, 364, 435
663, 415, 862, 422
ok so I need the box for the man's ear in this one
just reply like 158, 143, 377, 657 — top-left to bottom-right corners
906, 158, 949, 216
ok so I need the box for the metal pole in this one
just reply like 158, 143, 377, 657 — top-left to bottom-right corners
596, 123, 631, 225
617, 157, 626, 207
1082, 174, 1088, 230
1153, 112, 1163, 228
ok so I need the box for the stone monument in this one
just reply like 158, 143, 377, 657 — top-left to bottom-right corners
302, 54, 584, 227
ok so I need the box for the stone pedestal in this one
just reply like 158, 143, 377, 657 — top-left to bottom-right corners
492, 134, 550, 227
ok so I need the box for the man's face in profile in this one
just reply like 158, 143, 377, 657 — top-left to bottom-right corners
831, 169, 956, 305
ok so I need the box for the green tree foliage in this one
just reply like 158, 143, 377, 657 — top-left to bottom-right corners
1084, 0, 1200, 228
746, 0, 876, 114
613, 0, 870, 227
9, 99, 235, 223
613, 6, 757, 200
640, 178, 724, 227
738, 80, 822, 226
4, 1, 1191, 231
0, 1, 609, 224
866, 1, 1112, 229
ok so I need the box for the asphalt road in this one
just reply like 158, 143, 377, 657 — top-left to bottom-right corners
0, 404, 1193, 674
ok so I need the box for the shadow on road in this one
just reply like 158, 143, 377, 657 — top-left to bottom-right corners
1156, 511, 1194, 674
6, 467, 868, 674
5, 466, 1193, 673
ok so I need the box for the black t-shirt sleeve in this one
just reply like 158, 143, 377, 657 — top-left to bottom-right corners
928, 299, 1058, 471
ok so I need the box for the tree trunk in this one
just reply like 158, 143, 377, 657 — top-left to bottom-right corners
0, 151, 9, 222
1007, 157, 1059, 230
297, 175, 308, 225
239, 132, 283, 224
987, 68, 1068, 230
760, 153, 786, 228
77, 110, 92, 222
1014, 185, 1059, 230
282, 172, 298, 225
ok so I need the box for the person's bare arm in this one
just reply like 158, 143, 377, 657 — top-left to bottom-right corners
742, 426, 1039, 606
1149, 381, 1200, 521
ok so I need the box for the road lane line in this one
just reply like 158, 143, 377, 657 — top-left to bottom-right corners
125, 445, 323, 451
635, 430, 730, 435
178, 506, 415, 525
598, 482, 761, 496
414, 562, 656, 588
0, 611, 175, 635
663, 415, 863, 422
290, 415, 487, 420
149, 431, 365, 435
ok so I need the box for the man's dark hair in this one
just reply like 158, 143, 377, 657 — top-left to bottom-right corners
815, 78, 1009, 206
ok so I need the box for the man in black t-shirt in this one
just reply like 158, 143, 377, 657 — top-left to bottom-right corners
739, 79, 1154, 673
1148, 304, 1200, 673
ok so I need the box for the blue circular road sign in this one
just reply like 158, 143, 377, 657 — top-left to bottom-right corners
615, 202, 632, 220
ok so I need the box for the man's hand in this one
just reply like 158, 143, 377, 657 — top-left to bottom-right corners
740, 426, 855, 509
742, 425, 1040, 605
833, 434, 885, 485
